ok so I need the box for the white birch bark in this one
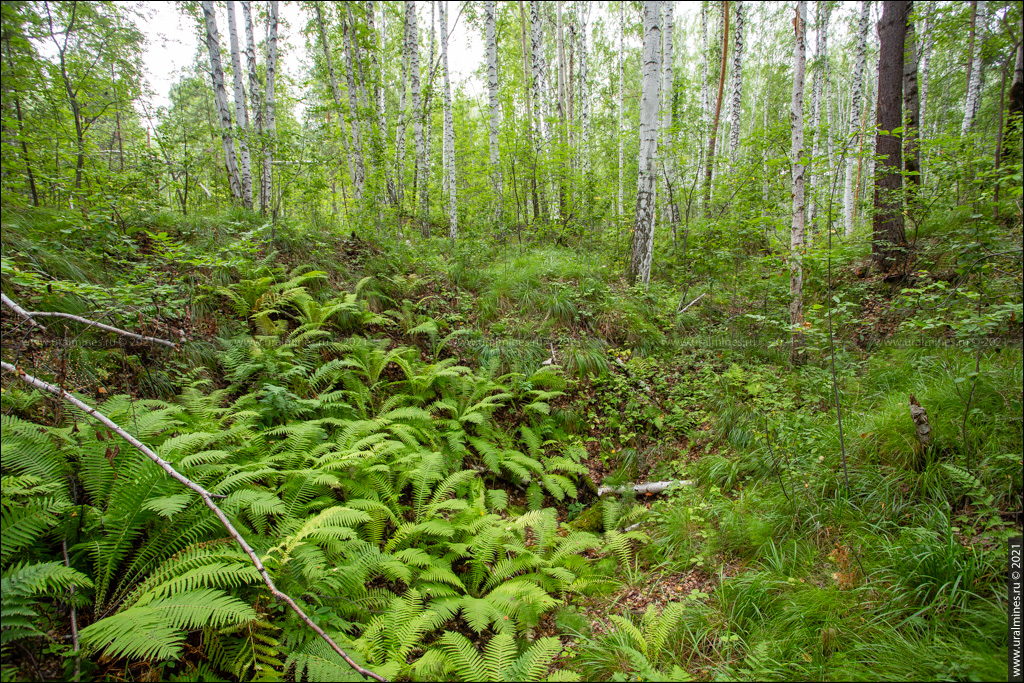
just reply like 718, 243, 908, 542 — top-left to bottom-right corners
700, 3, 710, 155
314, 5, 355, 199
486, 0, 503, 227
440, 0, 456, 239
407, 1, 428, 234
627, 1, 661, 288
578, 3, 590, 174
342, 9, 366, 199
807, 3, 830, 233
427, 2, 435, 187
241, 1, 266, 213
201, 1, 242, 201
367, 1, 395, 205
918, 3, 932, 175
729, 0, 744, 165
226, 2, 252, 209
790, 1, 807, 363
397, 7, 410, 211
263, 0, 278, 215
618, 0, 624, 218
660, 0, 676, 225
844, 1, 869, 236
962, 1, 985, 136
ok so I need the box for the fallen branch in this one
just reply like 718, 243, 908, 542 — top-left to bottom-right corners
677, 291, 707, 314
597, 479, 694, 497
909, 394, 932, 447
0, 362, 385, 682
1, 294, 178, 349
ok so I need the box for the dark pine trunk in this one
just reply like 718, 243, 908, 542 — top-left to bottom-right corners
872, 0, 910, 272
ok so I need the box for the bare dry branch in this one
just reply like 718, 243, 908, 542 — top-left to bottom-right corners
597, 479, 694, 497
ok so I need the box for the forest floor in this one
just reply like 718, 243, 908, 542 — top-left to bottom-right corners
1, 205, 1021, 681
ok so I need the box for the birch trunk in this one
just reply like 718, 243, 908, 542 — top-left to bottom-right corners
700, 3, 710, 158
618, 0, 624, 218
729, 0, 744, 165
241, 1, 266, 214
226, 2, 252, 209
315, 6, 355, 200
962, 1, 984, 136
486, 0, 503, 229
790, 1, 807, 364
368, 2, 395, 205
578, 3, 590, 175
342, 9, 366, 200
263, 0, 278, 216
903, 2, 921, 190
660, 1, 675, 225
397, 8, 410, 212
844, 1, 870, 236
702, 1, 730, 217
440, 0, 456, 239
807, 3, 829, 235
427, 2, 435, 189
201, 1, 243, 201
556, 1, 567, 221
627, 1, 661, 288
530, 0, 548, 220
918, 3, 932, 178
872, 0, 909, 271
407, 1, 428, 235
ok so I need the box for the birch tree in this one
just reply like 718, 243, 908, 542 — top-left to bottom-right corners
406, 1, 427, 235
530, 0, 548, 220
873, 0, 909, 271
486, 0, 503, 228
201, 0, 242, 201
917, 3, 932, 175
440, 0, 456, 238
241, 1, 266, 213
790, 0, 807, 364
618, 0, 625, 218
226, 1, 252, 209
578, 3, 590, 175
729, 0, 744, 165
962, 0, 984, 136
342, 8, 366, 200
396, 8, 410, 211
903, 1, 921, 190
627, 1, 661, 288
844, 1, 870, 236
263, 0, 278, 214
660, 1, 676, 226
314, 5, 354, 201
702, 1, 730, 216
807, 2, 830, 233
556, 1, 568, 219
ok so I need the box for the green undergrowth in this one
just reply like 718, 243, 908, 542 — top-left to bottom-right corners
1, 207, 1021, 681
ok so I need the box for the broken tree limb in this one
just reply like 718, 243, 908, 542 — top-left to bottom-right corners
0, 361, 386, 682
1, 294, 178, 349
909, 394, 932, 447
677, 291, 707, 314
597, 479, 694, 497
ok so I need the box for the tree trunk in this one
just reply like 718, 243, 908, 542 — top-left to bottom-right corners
556, 1, 568, 222
917, 2, 932, 175
343, 8, 367, 200
315, 6, 355, 199
618, 0, 625, 218
790, 1, 807, 364
903, 2, 921, 190
397, 6, 410, 213
962, 0, 984, 136
627, 1, 661, 288
661, 1, 676, 226
226, 1, 253, 209
729, 0, 744, 165
486, 0, 503, 230
407, 1, 428, 235
1004, 41, 1023, 160
263, 0, 279, 217
440, 0, 456, 239
844, 1, 870, 236
367, 2, 396, 205
578, 3, 590, 177
700, 4, 710, 165
201, 1, 243, 202
530, 0, 548, 221
807, 3, 829, 236
872, 0, 909, 271
2, 28, 39, 206
241, 1, 266, 214
702, 0, 730, 217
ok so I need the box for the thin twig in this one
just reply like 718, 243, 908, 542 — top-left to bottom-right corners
0, 362, 386, 683
677, 292, 707, 314
61, 539, 80, 683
